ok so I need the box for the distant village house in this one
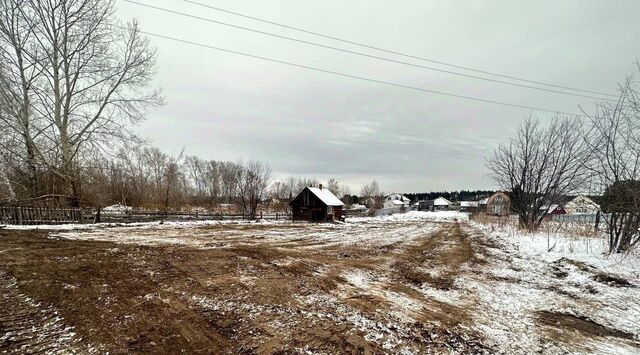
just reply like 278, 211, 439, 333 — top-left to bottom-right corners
383, 193, 411, 210
419, 197, 452, 211
564, 195, 600, 215
486, 192, 511, 216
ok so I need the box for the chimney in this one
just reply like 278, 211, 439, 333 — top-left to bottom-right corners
319, 184, 323, 190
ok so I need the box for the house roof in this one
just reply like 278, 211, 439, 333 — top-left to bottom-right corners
387, 200, 406, 205
307, 187, 344, 206
434, 197, 452, 206
566, 195, 600, 208
386, 193, 410, 202
460, 201, 479, 207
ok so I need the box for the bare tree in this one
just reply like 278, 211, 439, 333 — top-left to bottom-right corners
0, 0, 44, 198
488, 115, 588, 231
0, 0, 162, 206
235, 161, 271, 218
340, 184, 351, 206
583, 72, 640, 253
360, 180, 382, 208
326, 178, 340, 196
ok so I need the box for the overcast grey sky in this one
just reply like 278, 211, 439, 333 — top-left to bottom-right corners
116, 0, 639, 193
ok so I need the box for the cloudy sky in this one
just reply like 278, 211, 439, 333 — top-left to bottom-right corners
115, 0, 639, 193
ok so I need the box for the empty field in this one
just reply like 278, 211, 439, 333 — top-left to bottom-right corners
1, 214, 638, 354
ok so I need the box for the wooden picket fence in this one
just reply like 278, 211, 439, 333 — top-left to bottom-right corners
0, 206, 83, 225
0, 206, 291, 226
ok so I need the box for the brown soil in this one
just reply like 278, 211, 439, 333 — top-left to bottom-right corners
1, 221, 636, 354
536, 310, 635, 340
592, 273, 635, 288
0, 224, 491, 354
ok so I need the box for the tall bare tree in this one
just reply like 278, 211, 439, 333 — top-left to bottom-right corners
583, 71, 640, 253
0, 0, 44, 198
235, 160, 271, 218
0, 0, 162, 206
488, 115, 588, 230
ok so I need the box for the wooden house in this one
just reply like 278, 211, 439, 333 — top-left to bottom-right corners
486, 192, 511, 216
290, 185, 345, 222
543, 205, 567, 221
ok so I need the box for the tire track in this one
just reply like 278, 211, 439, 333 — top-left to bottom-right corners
0, 270, 85, 354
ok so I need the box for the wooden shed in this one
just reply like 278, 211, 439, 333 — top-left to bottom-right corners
290, 185, 345, 222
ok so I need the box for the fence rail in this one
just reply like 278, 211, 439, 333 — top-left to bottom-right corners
0, 206, 83, 225
98, 211, 291, 223
0, 206, 291, 226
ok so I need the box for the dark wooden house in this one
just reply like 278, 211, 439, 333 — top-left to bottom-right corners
290, 185, 345, 222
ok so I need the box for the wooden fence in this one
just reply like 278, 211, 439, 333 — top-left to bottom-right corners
0, 206, 291, 226
98, 210, 292, 223
0, 206, 83, 225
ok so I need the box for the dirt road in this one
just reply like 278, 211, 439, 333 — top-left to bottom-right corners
0, 219, 638, 354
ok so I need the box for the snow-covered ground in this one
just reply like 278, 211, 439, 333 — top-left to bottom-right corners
467, 221, 640, 354
472, 220, 640, 281
3, 211, 469, 249
347, 210, 468, 223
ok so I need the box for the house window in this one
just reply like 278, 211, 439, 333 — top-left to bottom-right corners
327, 206, 333, 215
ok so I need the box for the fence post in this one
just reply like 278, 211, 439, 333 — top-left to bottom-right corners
260, 212, 263, 220
17, 207, 23, 225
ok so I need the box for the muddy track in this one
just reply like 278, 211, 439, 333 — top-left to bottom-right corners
0, 270, 84, 354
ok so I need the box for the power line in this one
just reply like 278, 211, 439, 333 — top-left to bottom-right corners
133, 28, 582, 116
183, 0, 618, 99
125, 0, 614, 102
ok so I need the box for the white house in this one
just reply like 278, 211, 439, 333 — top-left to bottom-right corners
383, 199, 409, 209
385, 193, 411, 204
433, 197, 452, 210
564, 195, 600, 215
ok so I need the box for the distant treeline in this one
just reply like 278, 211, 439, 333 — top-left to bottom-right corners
405, 190, 495, 202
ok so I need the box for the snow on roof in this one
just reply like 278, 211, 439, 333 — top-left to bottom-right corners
388, 200, 406, 205
307, 187, 344, 206
386, 193, 410, 201
567, 195, 600, 208
434, 197, 452, 206
460, 201, 479, 207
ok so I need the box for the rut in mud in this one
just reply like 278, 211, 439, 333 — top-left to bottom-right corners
0, 270, 84, 353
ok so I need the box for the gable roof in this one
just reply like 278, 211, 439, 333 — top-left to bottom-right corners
434, 197, 452, 206
307, 187, 344, 206
387, 200, 406, 206
386, 193, 410, 201
566, 195, 600, 208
